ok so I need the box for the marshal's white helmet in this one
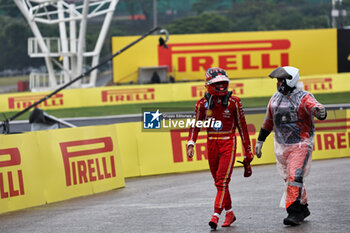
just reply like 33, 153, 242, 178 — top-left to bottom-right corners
269, 66, 299, 94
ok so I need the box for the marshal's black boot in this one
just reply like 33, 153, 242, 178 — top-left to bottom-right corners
283, 201, 304, 226
301, 203, 310, 221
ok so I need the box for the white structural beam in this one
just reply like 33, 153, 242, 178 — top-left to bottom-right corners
15, 0, 119, 91
75, 0, 90, 87
14, 0, 57, 88
89, 0, 119, 85
57, 1, 70, 84
27, 0, 117, 24
69, 3, 78, 80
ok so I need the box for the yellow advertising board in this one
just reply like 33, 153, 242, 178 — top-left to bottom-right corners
312, 110, 350, 160
137, 130, 210, 176
112, 29, 337, 83
0, 109, 349, 215
1, 72, 350, 113
122, 109, 350, 177
0, 124, 125, 214
0, 133, 46, 214
36, 125, 125, 203
132, 115, 275, 176
115, 123, 141, 178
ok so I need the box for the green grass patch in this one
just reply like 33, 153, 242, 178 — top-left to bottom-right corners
0, 75, 29, 86
2, 92, 350, 121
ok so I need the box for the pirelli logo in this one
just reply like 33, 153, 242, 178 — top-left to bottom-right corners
0, 148, 25, 199
158, 39, 290, 72
8, 94, 64, 110
302, 78, 333, 92
60, 137, 116, 187
191, 83, 244, 98
171, 129, 207, 163
314, 118, 350, 151
101, 88, 155, 103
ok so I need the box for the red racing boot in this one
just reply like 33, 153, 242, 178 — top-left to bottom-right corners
221, 211, 236, 227
209, 215, 219, 230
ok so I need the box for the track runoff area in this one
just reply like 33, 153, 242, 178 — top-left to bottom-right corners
0, 157, 349, 233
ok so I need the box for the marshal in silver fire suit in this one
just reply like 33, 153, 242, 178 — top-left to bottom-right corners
260, 87, 326, 209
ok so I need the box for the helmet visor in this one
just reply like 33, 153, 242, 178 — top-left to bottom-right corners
269, 67, 292, 80
207, 75, 230, 85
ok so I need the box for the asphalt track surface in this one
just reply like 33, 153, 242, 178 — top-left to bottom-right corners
1, 157, 349, 233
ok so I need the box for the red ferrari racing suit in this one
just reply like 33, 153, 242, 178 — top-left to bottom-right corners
261, 89, 325, 209
187, 93, 253, 214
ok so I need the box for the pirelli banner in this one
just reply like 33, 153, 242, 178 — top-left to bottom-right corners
1, 72, 350, 112
0, 134, 45, 214
112, 29, 337, 83
0, 125, 125, 214
117, 109, 350, 177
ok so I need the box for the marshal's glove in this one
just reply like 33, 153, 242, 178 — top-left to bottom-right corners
255, 140, 264, 158
315, 106, 327, 120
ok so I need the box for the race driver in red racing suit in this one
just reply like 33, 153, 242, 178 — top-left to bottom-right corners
186, 67, 253, 230
255, 66, 327, 226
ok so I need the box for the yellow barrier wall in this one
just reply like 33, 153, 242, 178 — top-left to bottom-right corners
0, 133, 46, 214
117, 110, 350, 177
1, 73, 350, 112
112, 29, 337, 83
1, 110, 349, 214
0, 125, 125, 214
115, 123, 141, 178
37, 125, 125, 203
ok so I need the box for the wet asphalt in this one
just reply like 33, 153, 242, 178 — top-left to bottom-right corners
0, 157, 349, 233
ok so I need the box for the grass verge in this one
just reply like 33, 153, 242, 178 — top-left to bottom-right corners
0, 76, 29, 86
